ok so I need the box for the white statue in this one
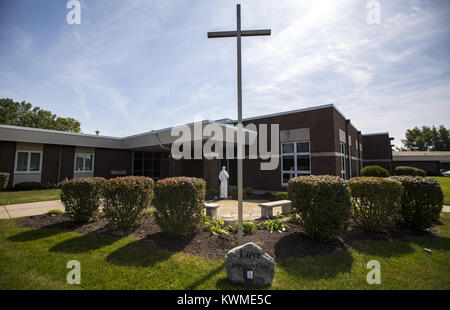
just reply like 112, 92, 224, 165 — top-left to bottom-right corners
218, 166, 229, 199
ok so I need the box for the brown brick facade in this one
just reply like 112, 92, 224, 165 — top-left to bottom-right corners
94, 148, 132, 179
60, 146, 75, 181
362, 133, 393, 173
41, 144, 59, 185
0, 105, 395, 190
0, 141, 16, 188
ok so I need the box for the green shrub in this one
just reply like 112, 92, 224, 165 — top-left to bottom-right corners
102, 176, 154, 231
287, 213, 299, 224
245, 187, 254, 197
229, 221, 256, 235
154, 177, 206, 237
258, 214, 287, 233
348, 177, 403, 231
206, 188, 219, 200
275, 191, 288, 200
204, 217, 230, 235
360, 165, 390, 177
143, 208, 153, 217
45, 183, 58, 189
263, 191, 273, 198
0, 172, 9, 191
288, 175, 351, 239
47, 209, 63, 216
390, 176, 443, 230
394, 166, 427, 177
61, 177, 105, 222
14, 182, 42, 191
229, 187, 238, 199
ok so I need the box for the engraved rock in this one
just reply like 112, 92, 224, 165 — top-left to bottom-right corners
225, 242, 275, 286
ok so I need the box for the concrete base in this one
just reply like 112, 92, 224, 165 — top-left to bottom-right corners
281, 205, 291, 215
205, 203, 219, 219
261, 207, 273, 218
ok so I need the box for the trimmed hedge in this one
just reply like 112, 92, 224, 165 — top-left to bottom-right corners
394, 166, 427, 177
154, 177, 206, 237
348, 177, 403, 231
229, 187, 238, 199
288, 175, 351, 239
0, 172, 9, 191
245, 187, 254, 197
102, 176, 154, 231
390, 176, 443, 230
61, 177, 105, 222
360, 165, 390, 177
14, 182, 42, 191
206, 188, 219, 200
275, 192, 288, 200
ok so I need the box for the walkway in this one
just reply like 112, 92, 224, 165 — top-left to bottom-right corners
0, 200, 63, 219
0, 199, 449, 220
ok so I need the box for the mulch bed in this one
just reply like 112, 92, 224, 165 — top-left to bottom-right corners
16, 214, 438, 261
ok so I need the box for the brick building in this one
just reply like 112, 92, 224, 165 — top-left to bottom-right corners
0, 104, 393, 191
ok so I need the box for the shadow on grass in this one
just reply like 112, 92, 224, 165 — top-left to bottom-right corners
278, 250, 354, 280
185, 264, 225, 290
49, 230, 120, 254
8, 227, 64, 242
350, 240, 414, 257
106, 232, 195, 267
274, 231, 348, 260
344, 227, 450, 257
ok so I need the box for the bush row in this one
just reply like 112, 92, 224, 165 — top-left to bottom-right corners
61, 176, 206, 235
288, 175, 443, 239
360, 164, 428, 177
394, 166, 427, 176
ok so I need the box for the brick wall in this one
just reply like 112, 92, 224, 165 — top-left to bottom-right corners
0, 141, 16, 188
41, 144, 59, 185
94, 148, 132, 179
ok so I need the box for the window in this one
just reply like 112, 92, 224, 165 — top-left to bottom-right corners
15, 151, 42, 173
133, 151, 163, 178
281, 141, 311, 185
340, 142, 346, 179
74, 153, 94, 172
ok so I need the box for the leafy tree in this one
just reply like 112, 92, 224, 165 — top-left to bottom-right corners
0, 98, 81, 133
402, 125, 450, 151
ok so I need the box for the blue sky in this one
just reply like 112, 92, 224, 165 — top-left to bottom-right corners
0, 0, 449, 147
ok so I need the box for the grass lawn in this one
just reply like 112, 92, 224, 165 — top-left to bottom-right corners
0, 189, 61, 206
432, 177, 450, 205
0, 214, 449, 290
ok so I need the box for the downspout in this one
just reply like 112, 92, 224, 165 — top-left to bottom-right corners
57, 145, 62, 183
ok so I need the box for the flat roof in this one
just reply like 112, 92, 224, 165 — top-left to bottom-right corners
393, 151, 450, 162
0, 120, 257, 149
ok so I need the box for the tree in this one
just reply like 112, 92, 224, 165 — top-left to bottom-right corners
0, 98, 81, 133
402, 125, 450, 151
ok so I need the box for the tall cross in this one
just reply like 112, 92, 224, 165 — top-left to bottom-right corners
208, 4, 271, 245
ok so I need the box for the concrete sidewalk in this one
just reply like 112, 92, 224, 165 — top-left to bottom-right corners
0, 200, 63, 219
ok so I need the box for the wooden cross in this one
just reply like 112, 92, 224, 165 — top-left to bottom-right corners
208, 4, 271, 245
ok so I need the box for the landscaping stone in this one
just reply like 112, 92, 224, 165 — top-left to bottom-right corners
225, 242, 275, 286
